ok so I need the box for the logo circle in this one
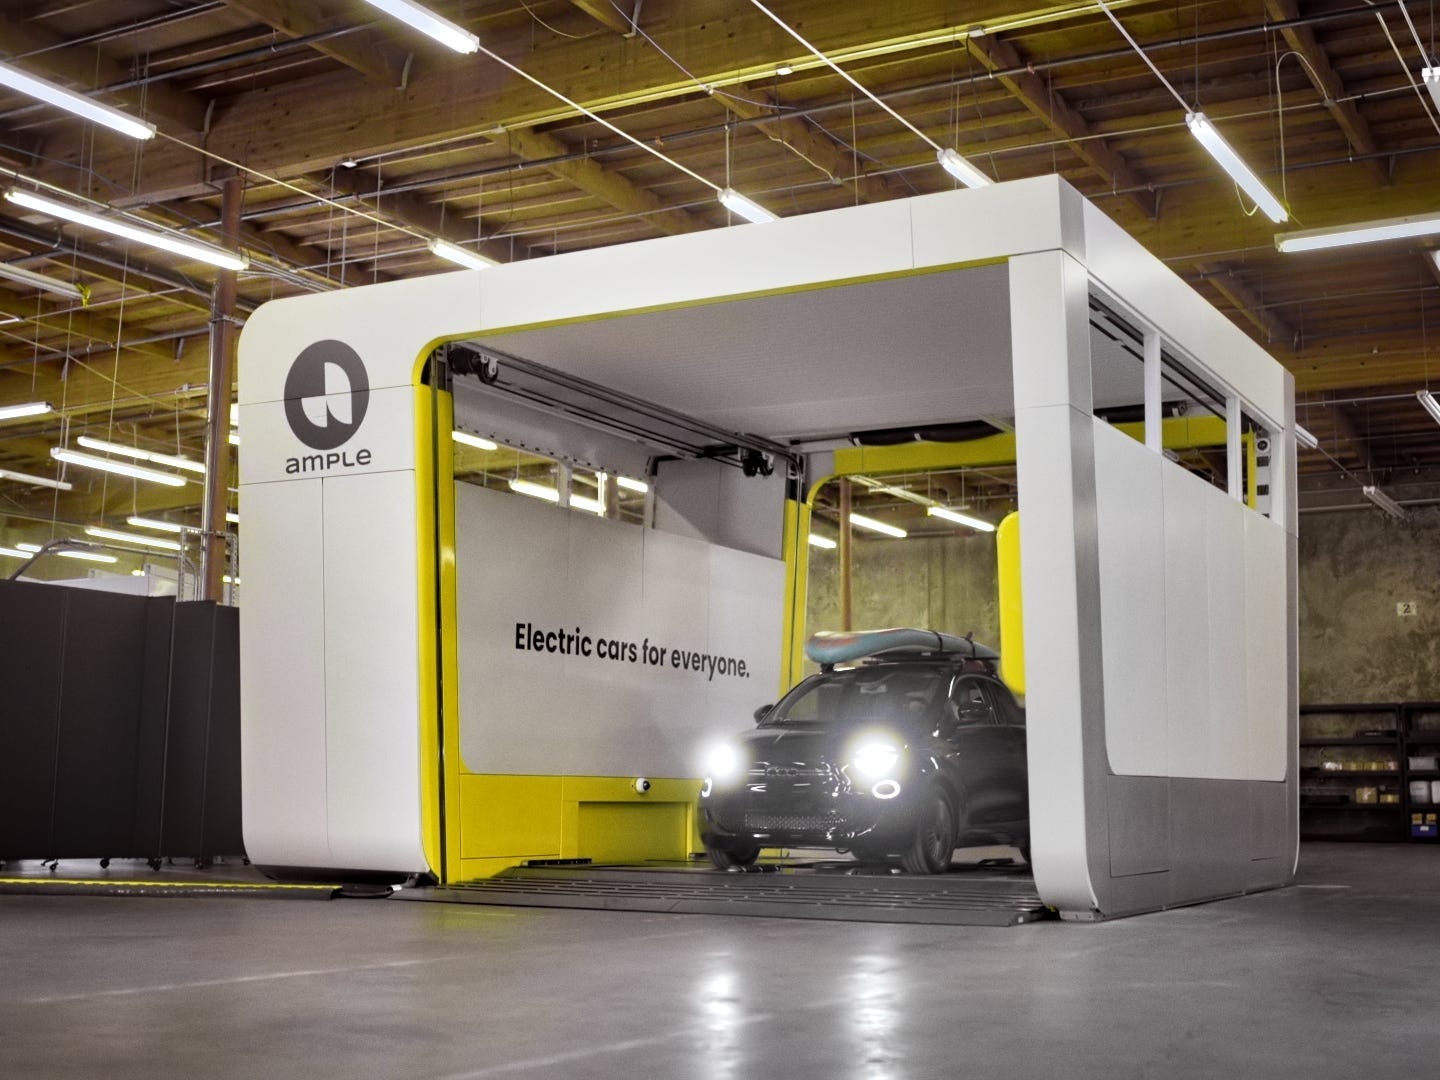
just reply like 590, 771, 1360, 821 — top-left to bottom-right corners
283, 340, 370, 450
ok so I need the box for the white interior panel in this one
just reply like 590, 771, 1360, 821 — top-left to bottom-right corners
1093, 422, 1168, 776
239, 479, 331, 867
1205, 488, 1249, 777
909, 176, 1078, 268
456, 484, 784, 778
1162, 466, 1213, 776
321, 470, 426, 870
1245, 512, 1290, 781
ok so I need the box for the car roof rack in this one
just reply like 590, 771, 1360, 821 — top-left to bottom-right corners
805, 628, 999, 668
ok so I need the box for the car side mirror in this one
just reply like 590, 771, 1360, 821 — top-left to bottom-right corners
753, 703, 774, 724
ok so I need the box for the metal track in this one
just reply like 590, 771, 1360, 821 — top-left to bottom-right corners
396, 864, 1053, 926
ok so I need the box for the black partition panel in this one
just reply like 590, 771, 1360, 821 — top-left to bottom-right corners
0, 580, 242, 863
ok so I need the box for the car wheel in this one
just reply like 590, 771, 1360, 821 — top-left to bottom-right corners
705, 841, 760, 870
900, 786, 958, 874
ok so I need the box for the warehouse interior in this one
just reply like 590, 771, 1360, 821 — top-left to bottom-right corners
2, 1, 1439, 1076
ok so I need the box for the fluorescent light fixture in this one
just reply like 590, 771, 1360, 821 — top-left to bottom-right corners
5, 189, 249, 272
1362, 484, 1406, 519
776, 64, 794, 76
0, 60, 156, 141
1185, 112, 1287, 224
16, 541, 117, 564
849, 512, 907, 538
229, 404, 239, 425
127, 516, 186, 533
0, 546, 28, 559
76, 435, 205, 474
1418, 389, 1440, 426
223, 575, 240, 584
927, 505, 997, 532
226, 511, 240, 525
508, 478, 604, 514
452, 430, 498, 451
615, 476, 648, 493
85, 526, 183, 551
717, 188, 778, 223
363, 0, 479, 53
0, 466, 72, 490
428, 237, 497, 270
1425, 67, 1440, 114
229, 431, 240, 446
0, 400, 53, 421
0, 261, 87, 302
807, 533, 837, 550
1276, 211, 1440, 253
51, 447, 188, 487
1294, 424, 1318, 450
936, 148, 993, 188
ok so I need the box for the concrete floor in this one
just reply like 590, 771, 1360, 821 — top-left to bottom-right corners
3, 844, 1439, 1079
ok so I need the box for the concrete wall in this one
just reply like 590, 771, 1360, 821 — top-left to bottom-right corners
805, 531, 1001, 666
1299, 505, 1440, 704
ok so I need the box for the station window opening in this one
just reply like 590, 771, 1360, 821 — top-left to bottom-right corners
450, 431, 648, 524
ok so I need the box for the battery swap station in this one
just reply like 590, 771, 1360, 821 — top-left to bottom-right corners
238, 175, 1299, 919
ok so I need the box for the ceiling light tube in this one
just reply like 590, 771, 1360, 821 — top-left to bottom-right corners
717, 188, 778, 223
0, 60, 156, 141
1185, 112, 1287, 224
51, 447, 187, 487
1294, 424, 1319, 450
1276, 211, 1440, 253
5, 189, 249, 272
936, 148, 993, 188
0, 466, 72, 490
1418, 389, 1440, 426
16, 541, 119, 564
127, 516, 187, 533
76, 435, 205, 474
615, 476, 648, 493
1424, 67, 1440, 114
0, 400, 53, 421
85, 526, 183, 551
452, 430, 498, 451
509, 479, 561, 503
428, 237, 497, 270
807, 533, 837, 550
363, 0, 479, 54
849, 512, 908, 538
0, 261, 88, 302
0, 546, 29, 559
1362, 484, 1406, 519
927, 506, 997, 532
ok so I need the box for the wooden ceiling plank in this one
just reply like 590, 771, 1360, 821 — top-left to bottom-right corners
1262, 0, 1389, 186
717, 84, 898, 203
967, 32, 1158, 220
568, 0, 635, 36
223, 0, 408, 86
1194, 262, 1297, 352
502, 126, 706, 235
0, 12, 208, 134
322, 166, 517, 264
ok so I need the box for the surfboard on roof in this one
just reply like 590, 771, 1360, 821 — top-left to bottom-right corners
805, 628, 999, 667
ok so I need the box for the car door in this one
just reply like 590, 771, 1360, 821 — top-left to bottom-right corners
978, 679, 1029, 826
944, 676, 1010, 826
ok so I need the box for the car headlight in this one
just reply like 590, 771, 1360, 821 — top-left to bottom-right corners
851, 740, 899, 779
705, 743, 743, 783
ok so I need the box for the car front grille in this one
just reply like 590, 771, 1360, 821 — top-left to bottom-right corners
749, 762, 836, 781
744, 812, 836, 832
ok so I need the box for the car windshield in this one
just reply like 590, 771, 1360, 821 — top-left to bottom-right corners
763, 665, 947, 729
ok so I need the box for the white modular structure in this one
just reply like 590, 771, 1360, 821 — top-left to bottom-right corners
238, 175, 1297, 918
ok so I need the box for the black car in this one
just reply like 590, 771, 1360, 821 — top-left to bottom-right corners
699, 628, 1028, 873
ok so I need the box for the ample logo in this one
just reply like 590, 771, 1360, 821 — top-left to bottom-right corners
283, 340, 373, 474
284, 340, 370, 449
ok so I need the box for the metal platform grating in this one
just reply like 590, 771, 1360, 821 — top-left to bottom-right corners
395, 864, 1054, 926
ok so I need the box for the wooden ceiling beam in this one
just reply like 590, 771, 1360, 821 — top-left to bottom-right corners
1193, 263, 1297, 352
568, 0, 636, 36
501, 126, 706, 235
966, 32, 1158, 220
717, 84, 899, 204
0, 298, 175, 364
223, 0, 409, 86
1262, 0, 1389, 187
322, 166, 517, 264
0, 12, 209, 135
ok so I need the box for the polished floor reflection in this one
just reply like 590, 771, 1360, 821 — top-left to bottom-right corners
2, 844, 1437, 1079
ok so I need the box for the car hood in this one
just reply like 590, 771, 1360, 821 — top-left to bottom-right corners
732, 723, 907, 762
